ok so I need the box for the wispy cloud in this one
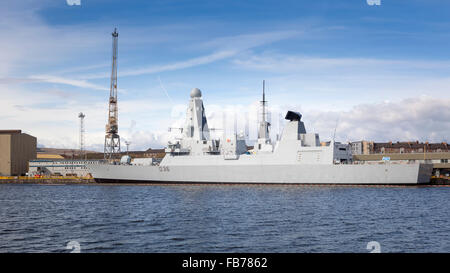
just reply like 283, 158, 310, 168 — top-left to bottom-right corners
1, 29, 302, 90
81, 30, 301, 80
196, 30, 301, 51
0, 1, 109, 78
82, 50, 237, 79
228, 51, 450, 109
2, 1, 449, 151
232, 52, 450, 72
29, 75, 108, 91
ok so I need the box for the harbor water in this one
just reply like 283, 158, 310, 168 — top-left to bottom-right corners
0, 184, 449, 253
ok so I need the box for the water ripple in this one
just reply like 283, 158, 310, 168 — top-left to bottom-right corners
0, 184, 449, 252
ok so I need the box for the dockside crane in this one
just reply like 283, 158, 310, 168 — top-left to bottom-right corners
104, 28, 121, 160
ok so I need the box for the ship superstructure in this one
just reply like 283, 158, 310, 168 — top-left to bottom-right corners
88, 87, 432, 185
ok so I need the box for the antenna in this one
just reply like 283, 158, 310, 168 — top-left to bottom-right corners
78, 112, 85, 159
258, 80, 269, 140
104, 28, 121, 160
124, 140, 131, 156
332, 115, 339, 143
262, 80, 266, 123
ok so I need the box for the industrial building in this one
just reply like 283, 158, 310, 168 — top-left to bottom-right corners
0, 130, 37, 176
353, 152, 450, 177
28, 159, 105, 177
350, 140, 450, 177
28, 157, 161, 177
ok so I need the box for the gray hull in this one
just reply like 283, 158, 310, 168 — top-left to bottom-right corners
88, 163, 432, 185
88, 89, 434, 185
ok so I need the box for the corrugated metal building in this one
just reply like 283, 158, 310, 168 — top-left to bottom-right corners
0, 130, 37, 176
28, 159, 105, 177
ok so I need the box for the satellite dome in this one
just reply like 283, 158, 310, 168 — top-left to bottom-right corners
190, 88, 202, 98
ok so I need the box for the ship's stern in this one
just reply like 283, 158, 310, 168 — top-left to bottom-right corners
417, 163, 433, 184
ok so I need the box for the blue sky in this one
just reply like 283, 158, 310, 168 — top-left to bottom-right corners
1, 0, 449, 150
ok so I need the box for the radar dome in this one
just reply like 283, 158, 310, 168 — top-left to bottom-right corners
190, 88, 202, 98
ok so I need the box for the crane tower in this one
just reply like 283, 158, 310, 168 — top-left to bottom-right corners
104, 28, 121, 159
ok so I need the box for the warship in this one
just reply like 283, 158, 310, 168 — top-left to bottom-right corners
88, 87, 433, 185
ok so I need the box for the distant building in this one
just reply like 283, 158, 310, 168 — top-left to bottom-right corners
37, 154, 65, 159
372, 141, 449, 154
37, 147, 92, 159
350, 140, 449, 155
0, 130, 36, 176
350, 140, 374, 155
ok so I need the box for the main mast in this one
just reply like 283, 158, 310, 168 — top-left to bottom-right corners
258, 80, 269, 140
104, 28, 121, 160
256, 80, 272, 153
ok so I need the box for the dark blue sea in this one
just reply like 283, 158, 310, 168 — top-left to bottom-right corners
0, 184, 449, 253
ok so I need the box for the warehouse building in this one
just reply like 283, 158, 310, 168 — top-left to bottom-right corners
28, 159, 105, 177
0, 130, 37, 176
353, 152, 450, 177
28, 157, 160, 177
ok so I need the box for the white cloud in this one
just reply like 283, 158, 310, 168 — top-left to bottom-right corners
160, 96, 450, 150
305, 96, 450, 143
3, 73, 447, 151
66, 0, 81, 6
